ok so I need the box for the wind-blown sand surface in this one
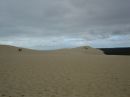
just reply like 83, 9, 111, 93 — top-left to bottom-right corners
0, 45, 130, 97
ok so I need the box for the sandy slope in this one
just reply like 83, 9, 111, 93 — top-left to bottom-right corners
0, 45, 130, 97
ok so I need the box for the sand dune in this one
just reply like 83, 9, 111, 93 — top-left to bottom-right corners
0, 45, 130, 97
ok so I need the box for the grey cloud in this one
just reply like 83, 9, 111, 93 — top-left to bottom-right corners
0, 0, 130, 49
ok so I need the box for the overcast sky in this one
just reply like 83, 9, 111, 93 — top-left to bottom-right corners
0, 0, 130, 50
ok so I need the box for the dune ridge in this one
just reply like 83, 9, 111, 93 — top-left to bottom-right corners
0, 45, 104, 55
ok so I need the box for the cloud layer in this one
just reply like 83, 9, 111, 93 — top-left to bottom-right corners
0, 0, 130, 50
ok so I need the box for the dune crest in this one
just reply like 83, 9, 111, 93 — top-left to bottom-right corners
0, 45, 104, 55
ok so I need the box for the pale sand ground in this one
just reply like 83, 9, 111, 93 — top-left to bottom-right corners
0, 45, 130, 97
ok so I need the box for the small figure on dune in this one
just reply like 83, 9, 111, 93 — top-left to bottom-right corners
18, 48, 22, 52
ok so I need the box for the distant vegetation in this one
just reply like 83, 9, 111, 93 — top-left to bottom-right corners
99, 47, 130, 55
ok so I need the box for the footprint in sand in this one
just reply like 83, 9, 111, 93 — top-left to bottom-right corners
21, 94, 25, 97
1, 94, 25, 97
1, 94, 6, 96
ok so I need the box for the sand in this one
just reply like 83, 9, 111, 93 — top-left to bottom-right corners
0, 45, 130, 97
